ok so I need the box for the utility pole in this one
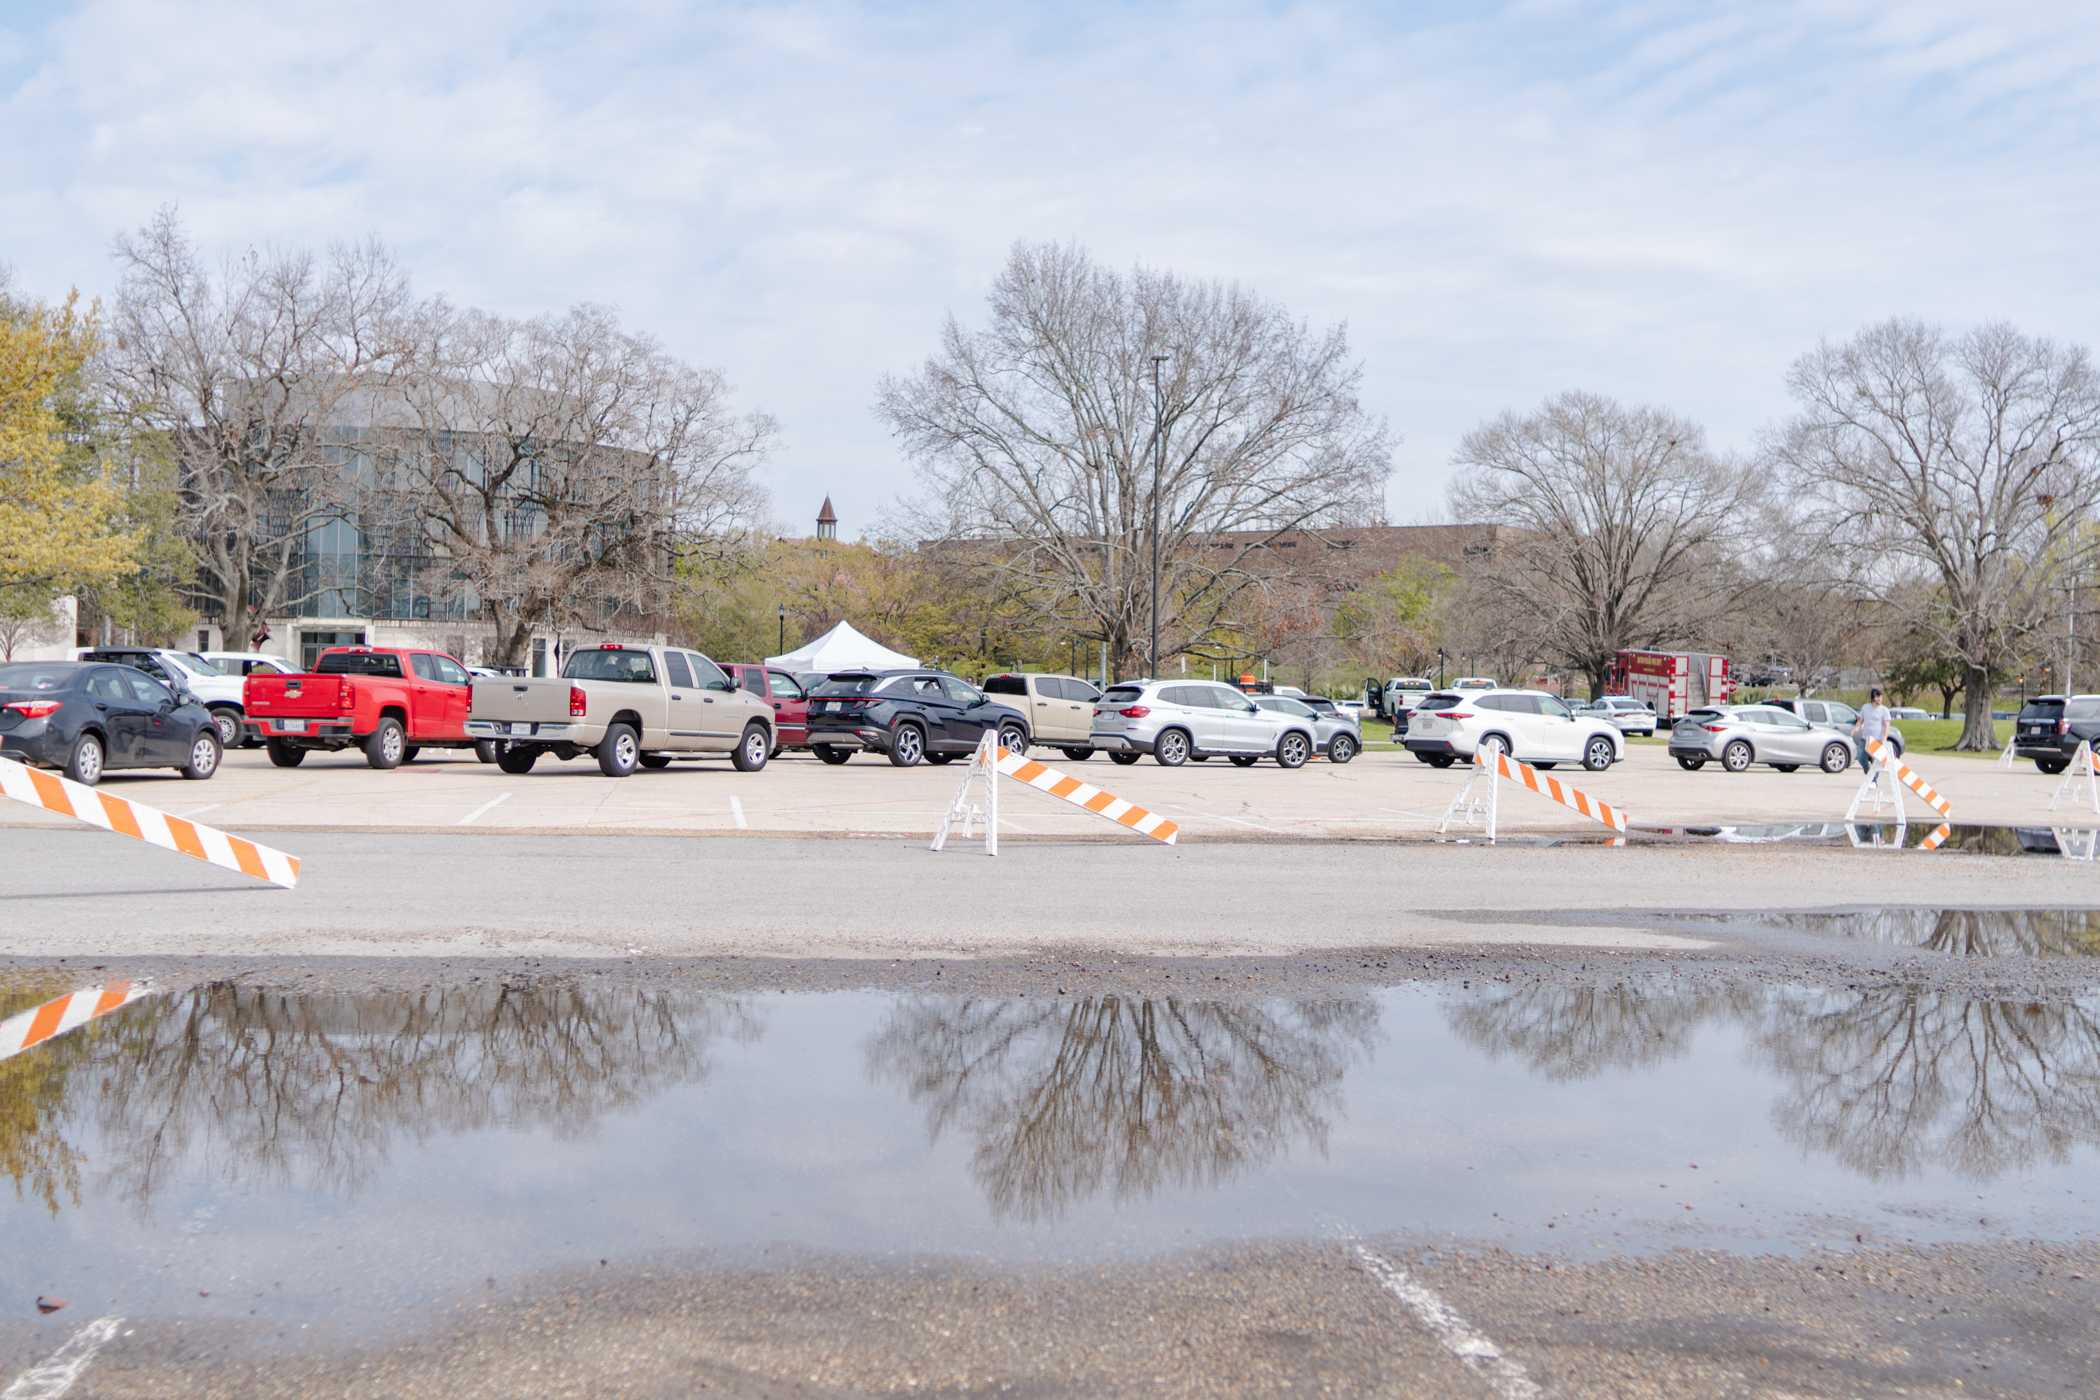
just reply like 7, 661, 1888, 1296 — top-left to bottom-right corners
1149, 354, 1169, 678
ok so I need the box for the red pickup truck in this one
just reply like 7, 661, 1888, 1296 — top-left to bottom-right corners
720, 663, 811, 751
244, 646, 482, 769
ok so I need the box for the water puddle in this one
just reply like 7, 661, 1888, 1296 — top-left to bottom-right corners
1706, 907, 2100, 957
5, 978, 2100, 1339
1644, 822, 2093, 855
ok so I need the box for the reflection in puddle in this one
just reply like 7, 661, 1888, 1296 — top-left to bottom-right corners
5, 977, 2100, 1332
1715, 908, 2100, 958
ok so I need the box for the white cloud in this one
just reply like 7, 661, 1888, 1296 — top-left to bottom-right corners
2, 0, 2098, 532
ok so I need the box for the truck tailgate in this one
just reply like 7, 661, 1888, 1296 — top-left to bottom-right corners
244, 673, 350, 717
470, 677, 574, 725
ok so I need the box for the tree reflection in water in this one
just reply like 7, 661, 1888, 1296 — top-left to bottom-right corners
2, 982, 762, 1214
1756, 908, 2100, 959
1450, 981, 2100, 1181
865, 997, 1378, 1222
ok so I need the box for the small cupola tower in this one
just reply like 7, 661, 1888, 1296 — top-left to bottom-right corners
816, 495, 838, 541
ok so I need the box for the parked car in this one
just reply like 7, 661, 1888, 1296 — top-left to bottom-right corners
1888, 706, 1932, 722
720, 663, 812, 752
80, 647, 250, 749
1384, 676, 1434, 717
981, 672, 1103, 760
1391, 692, 1433, 739
1768, 697, 1905, 760
1091, 679, 1321, 768
1335, 699, 1368, 722
1668, 704, 1856, 774
0, 660, 222, 785
1402, 688, 1623, 771
1252, 693, 1360, 762
1450, 676, 1499, 691
245, 646, 480, 769
805, 669, 1028, 767
467, 643, 774, 777
1581, 695, 1658, 737
202, 651, 297, 680
2012, 695, 2100, 774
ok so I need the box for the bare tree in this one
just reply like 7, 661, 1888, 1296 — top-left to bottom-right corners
1774, 320, 2100, 748
101, 208, 412, 647
1448, 391, 1760, 697
390, 304, 773, 664
879, 242, 1390, 679
1734, 520, 1869, 696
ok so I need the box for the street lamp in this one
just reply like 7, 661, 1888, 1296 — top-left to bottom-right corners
777, 602, 787, 656
1149, 353, 1169, 678
1436, 648, 1447, 688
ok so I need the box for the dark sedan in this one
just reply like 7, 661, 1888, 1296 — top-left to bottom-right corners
805, 669, 1030, 767
0, 661, 223, 786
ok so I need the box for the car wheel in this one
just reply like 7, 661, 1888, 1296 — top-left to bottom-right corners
1412, 751, 1435, 765
1328, 734, 1359, 764
182, 730, 222, 780
815, 745, 851, 765
64, 731, 105, 786
496, 746, 539, 774
1109, 751, 1141, 766
926, 752, 956, 765
1675, 754, 1706, 771
1722, 739, 1753, 773
1582, 736, 1615, 772
1229, 755, 1259, 767
998, 723, 1029, 756
1060, 748, 1093, 762
266, 739, 307, 768
2038, 757, 2069, 775
1820, 742, 1851, 774
1276, 732, 1310, 769
365, 717, 407, 770
210, 708, 242, 748
1480, 733, 1511, 758
474, 739, 504, 765
596, 722, 641, 777
888, 723, 926, 767
639, 754, 673, 769
1154, 728, 1191, 766
1426, 753, 1455, 769
732, 723, 770, 772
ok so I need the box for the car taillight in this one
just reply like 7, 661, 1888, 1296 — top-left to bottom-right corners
2060, 719, 2071, 735
1119, 705, 1151, 718
4, 700, 60, 719
569, 686, 587, 718
338, 685, 354, 713
1701, 723, 1727, 732
1434, 710, 1471, 720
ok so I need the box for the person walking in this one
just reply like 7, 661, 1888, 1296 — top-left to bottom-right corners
1853, 687, 1893, 774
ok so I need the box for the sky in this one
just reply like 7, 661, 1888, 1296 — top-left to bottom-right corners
4, 0, 2099, 537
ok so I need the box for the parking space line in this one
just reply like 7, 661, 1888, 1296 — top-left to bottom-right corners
171, 803, 222, 819
729, 796, 747, 829
1208, 812, 1291, 834
456, 792, 512, 826
3, 1316, 123, 1400
1349, 1240, 1539, 1399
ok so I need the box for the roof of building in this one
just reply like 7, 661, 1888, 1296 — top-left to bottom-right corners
816, 496, 838, 524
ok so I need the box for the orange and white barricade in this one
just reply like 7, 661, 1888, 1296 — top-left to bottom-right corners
933, 735, 1179, 853
1437, 748, 1629, 841
1844, 739, 1955, 851
0, 755, 301, 888
0, 980, 154, 1063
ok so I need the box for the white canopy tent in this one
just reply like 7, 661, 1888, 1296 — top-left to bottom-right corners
766, 620, 919, 673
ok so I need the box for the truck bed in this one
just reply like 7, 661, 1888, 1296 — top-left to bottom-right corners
469, 677, 577, 729
244, 673, 353, 719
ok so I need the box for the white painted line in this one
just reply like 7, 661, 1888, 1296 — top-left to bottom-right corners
4, 1316, 124, 1400
1349, 1240, 1539, 1400
456, 792, 512, 826
1209, 812, 1291, 834
173, 803, 222, 819
728, 795, 748, 829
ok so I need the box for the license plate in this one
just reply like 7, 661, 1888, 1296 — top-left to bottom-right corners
278, 720, 307, 733
509, 722, 532, 736
816, 701, 834, 713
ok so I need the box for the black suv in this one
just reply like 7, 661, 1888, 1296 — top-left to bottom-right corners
805, 669, 1030, 767
2014, 694, 2100, 773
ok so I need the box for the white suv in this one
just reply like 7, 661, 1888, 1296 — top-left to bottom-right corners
1403, 688, 1623, 772
1091, 679, 1321, 768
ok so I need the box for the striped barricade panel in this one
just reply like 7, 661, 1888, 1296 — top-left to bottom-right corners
1478, 750, 1630, 833
0, 981, 155, 1062
1918, 822, 1953, 852
0, 755, 302, 888
994, 746, 1179, 845
1865, 740, 1954, 818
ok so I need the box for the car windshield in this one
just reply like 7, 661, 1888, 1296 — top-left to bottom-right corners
561, 649, 657, 683
2022, 699, 2066, 718
0, 663, 77, 692
1419, 693, 1462, 710
316, 652, 403, 678
814, 673, 881, 696
981, 675, 1025, 695
1101, 686, 1145, 704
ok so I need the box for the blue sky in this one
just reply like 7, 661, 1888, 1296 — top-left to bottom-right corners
4, 0, 2098, 535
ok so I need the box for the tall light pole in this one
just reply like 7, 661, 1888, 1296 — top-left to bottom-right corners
1149, 353, 1169, 677
777, 602, 787, 656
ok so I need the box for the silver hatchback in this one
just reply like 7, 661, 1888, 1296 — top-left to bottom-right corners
1091, 680, 1320, 768
1668, 705, 1856, 774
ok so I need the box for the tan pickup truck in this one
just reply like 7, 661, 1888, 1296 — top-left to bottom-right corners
466, 643, 773, 777
980, 671, 1103, 760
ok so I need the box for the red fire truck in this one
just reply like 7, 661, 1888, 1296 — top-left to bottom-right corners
1610, 650, 1732, 721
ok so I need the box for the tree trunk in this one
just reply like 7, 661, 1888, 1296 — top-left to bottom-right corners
1937, 683, 1959, 721
1956, 665, 1996, 750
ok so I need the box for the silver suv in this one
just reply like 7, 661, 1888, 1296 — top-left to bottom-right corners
1091, 680, 1320, 768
